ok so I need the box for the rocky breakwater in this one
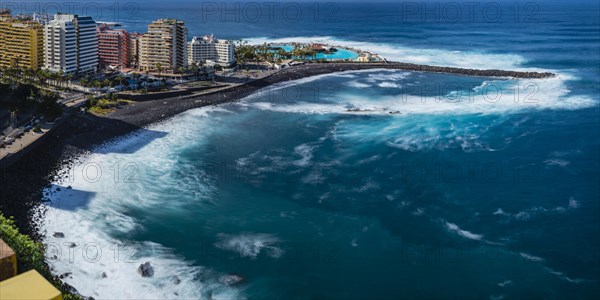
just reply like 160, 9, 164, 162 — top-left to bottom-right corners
382, 62, 556, 78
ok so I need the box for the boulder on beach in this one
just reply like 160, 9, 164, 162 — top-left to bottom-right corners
64, 283, 79, 295
138, 262, 154, 277
53, 232, 65, 238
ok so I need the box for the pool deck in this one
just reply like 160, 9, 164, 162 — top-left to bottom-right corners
268, 43, 364, 61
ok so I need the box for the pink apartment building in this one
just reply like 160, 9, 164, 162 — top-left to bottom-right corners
96, 23, 129, 68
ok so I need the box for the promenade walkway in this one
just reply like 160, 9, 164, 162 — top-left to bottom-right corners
0, 96, 86, 166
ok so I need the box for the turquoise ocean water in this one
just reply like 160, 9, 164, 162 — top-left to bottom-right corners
17, 0, 599, 298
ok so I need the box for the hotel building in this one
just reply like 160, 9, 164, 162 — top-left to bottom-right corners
97, 23, 129, 68
138, 19, 187, 74
0, 13, 44, 70
44, 14, 98, 75
188, 35, 235, 67
128, 32, 143, 68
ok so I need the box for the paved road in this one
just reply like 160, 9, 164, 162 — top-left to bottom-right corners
0, 122, 51, 160
0, 95, 86, 162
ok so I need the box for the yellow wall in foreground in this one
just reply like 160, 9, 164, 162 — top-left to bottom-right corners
0, 270, 62, 300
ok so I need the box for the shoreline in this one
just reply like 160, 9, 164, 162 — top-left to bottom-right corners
108, 62, 555, 127
0, 62, 556, 231
0, 61, 557, 298
1, 62, 555, 231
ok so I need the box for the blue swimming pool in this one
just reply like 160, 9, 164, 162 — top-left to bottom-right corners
270, 44, 359, 60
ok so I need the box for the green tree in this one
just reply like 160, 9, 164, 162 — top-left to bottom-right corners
156, 63, 163, 77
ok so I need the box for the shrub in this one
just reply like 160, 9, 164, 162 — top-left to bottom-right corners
0, 214, 47, 275
0, 214, 82, 299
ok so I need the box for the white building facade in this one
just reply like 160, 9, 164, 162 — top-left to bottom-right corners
188, 35, 235, 67
44, 14, 98, 75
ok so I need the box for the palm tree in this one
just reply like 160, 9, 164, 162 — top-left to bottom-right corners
190, 62, 199, 81
94, 80, 103, 91
34, 69, 45, 85
66, 74, 73, 89
155, 63, 163, 78
57, 70, 65, 87
23, 68, 34, 80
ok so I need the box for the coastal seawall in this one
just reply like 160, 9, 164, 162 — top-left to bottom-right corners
381, 62, 555, 78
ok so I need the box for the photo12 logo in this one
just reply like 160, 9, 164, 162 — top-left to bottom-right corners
197, 1, 340, 23
0, 1, 139, 23
397, 1, 539, 23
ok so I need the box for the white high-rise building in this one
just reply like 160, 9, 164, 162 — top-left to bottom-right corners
44, 14, 98, 75
188, 35, 235, 67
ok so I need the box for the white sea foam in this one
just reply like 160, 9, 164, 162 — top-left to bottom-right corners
367, 71, 411, 82
346, 81, 372, 88
356, 155, 382, 165
519, 253, 545, 262
444, 222, 484, 241
568, 197, 580, 209
241, 63, 595, 154
544, 267, 587, 284
549, 149, 582, 157
411, 208, 425, 216
493, 208, 506, 216
214, 233, 284, 259
38, 107, 241, 299
240, 37, 596, 120
293, 143, 315, 167
497, 280, 512, 287
377, 82, 401, 88
544, 158, 570, 168
246, 36, 526, 69
513, 250, 590, 285
494, 197, 580, 221
245, 73, 596, 117
354, 178, 380, 192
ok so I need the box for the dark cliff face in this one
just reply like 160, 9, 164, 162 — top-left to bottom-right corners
0, 115, 142, 238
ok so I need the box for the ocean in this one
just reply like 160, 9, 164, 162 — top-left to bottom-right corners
23, 0, 600, 299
